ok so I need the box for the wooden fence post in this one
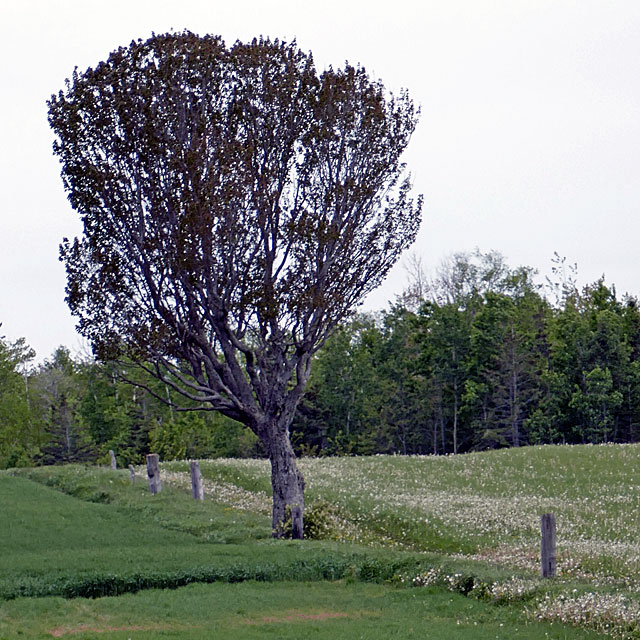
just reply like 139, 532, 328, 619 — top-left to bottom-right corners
541, 513, 556, 578
109, 450, 117, 470
128, 464, 136, 483
146, 453, 162, 494
190, 460, 204, 501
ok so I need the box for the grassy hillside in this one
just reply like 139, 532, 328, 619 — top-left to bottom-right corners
0, 469, 428, 600
4, 444, 640, 638
166, 444, 640, 582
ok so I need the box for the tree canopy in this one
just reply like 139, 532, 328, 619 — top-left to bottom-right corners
48, 32, 422, 536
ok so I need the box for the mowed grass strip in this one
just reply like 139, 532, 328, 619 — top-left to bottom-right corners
0, 473, 247, 597
0, 581, 608, 640
0, 473, 206, 565
8, 464, 272, 544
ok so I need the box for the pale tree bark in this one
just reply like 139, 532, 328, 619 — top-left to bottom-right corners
263, 428, 305, 536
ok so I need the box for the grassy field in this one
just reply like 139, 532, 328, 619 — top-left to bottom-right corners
166, 444, 640, 580
0, 469, 427, 599
0, 581, 605, 639
4, 444, 640, 638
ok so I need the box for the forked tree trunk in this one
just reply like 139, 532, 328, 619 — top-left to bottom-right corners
265, 428, 305, 539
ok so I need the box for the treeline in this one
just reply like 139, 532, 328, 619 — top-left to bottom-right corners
2, 250, 640, 467
0, 343, 259, 469
291, 251, 640, 455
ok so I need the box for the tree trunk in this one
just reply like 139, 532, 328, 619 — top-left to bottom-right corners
511, 366, 520, 447
453, 391, 458, 455
264, 428, 305, 539
431, 416, 437, 455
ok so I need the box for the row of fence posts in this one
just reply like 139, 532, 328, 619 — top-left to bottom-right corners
108, 450, 203, 501
109, 449, 557, 578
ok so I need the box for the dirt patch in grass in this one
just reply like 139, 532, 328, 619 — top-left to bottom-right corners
48, 611, 355, 635
245, 609, 357, 625
49, 623, 195, 636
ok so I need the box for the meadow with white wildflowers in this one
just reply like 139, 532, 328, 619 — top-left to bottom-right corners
164, 443, 640, 638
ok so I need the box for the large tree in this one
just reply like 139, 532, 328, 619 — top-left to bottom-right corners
48, 32, 422, 536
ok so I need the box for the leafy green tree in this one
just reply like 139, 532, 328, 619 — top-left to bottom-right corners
48, 32, 421, 535
78, 361, 144, 463
526, 369, 569, 444
429, 249, 512, 306
549, 278, 633, 443
417, 301, 472, 453
466, 292, 513, 446
569, 366, 622, 443
413, 250, 526, 453
469, 272, 549, 448
294, 307, 434, 456
77, 357, 260, 463
149, 412, 259, 460
292, 314, 384, 455
376, 306, 430, 454
0, 333, 38, 468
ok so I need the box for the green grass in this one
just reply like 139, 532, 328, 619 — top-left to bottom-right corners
164, 445, 640, 582
5, 445, 640, 638
0, 469, 448, 600
0, 581, 606, 639
9, 464, 272, 543
0, 470, 273, 595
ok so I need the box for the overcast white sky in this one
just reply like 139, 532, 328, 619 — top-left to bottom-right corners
1, 0, 640, 361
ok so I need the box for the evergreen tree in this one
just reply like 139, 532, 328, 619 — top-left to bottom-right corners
33, 347, 96, 465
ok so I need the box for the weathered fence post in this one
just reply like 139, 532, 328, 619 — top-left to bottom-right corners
190, 460, 204, 501
128, 464, 136, 483
109, 450, 117, 470
541, 513, 556, 578
291, 505, 303, 540
146, 453, 162, 494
